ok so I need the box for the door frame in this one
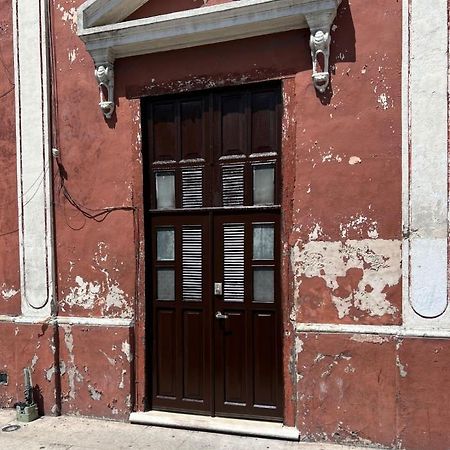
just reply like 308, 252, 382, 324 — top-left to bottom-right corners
133, 79, 298, 427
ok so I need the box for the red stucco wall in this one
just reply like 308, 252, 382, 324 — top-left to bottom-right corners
0, 1, 449, 449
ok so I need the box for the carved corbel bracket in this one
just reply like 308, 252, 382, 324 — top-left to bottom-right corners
93, 50, 115, 119
306, 0, 341, 93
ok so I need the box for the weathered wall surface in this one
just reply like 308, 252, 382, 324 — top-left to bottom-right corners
290, 0, 402, 326
0, 323, 58, 415
297, 334, 450, 450
57, 325, 133, 419
0, 0, 20, 316
1, 0, 449, 449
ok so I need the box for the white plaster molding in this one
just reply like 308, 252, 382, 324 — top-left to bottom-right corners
13, 0, 55, 318
0, 315, 133, 327
56, 316, 133, 327
93, 49, 115, 118
77, 0, 341, 117
402, 0, 450, 328
79, 0, 148, 28
296, 323, 450, 339
305, 5, 340, 92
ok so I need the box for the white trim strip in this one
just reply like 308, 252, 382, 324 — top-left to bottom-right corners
13, 0, 55, 318
296, 323, 450, 339
0, 315, 133, 327
57, 316, 134, 327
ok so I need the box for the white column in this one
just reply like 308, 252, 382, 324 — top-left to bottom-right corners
403, 0, 449, 328
13, 0, 54, 318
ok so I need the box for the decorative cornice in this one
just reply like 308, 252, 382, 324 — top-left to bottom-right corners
78, 0, 148, 28
77, 0, 341, 117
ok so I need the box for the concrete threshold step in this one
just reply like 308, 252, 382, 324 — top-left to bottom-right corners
129, 411, 300, 441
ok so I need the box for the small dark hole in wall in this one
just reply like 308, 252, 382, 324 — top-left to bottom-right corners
0, 372, 8, 385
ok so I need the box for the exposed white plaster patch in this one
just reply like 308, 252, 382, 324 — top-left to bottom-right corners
121, 341, 132, 363
45, 366, 55, 382
64, 276, 101, 310
348, 156, 361, 165
396, 355, 408, 377
350, 334, 389, 344
339, 215, 379, 240
377, 93, 389, 110
31, 354, 38, 371
62, 326, 83, 401
321, 151, 342, 163
88, 384, 102, 401
104, 280, 128, 312
1, 284, 19, 300
57, 4, 77, 32
295, 337, 304, 355
68, 48, 79, 64
62, 242, 132, 318
308, 224, 323, 241
119, 369, 126, 389
291, 240, 401, 319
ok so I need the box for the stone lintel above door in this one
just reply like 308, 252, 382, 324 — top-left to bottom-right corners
77, 0, 342, 118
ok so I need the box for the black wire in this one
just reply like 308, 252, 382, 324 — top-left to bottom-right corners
56, 159, 136, 223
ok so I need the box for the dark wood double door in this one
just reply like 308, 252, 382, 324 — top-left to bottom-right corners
144, 83, 283, 421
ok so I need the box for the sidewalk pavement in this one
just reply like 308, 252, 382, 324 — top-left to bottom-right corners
0, 409, 378, 450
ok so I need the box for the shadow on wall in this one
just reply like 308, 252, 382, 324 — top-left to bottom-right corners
318, 0, 356, 105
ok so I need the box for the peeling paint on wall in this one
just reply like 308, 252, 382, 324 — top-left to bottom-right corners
61, 242, 133, 318
0, 284, 18, 301
56, 4, 77, 32
292, 239, 401, 322
61, 325, 84, 401
121, 341, 132, 363
88, 384, 102, 401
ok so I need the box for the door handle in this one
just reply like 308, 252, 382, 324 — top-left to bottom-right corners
215, 311, 229, 320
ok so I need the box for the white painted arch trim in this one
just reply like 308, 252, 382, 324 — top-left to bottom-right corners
13, 0, 55, 318
402, 0, 450, 329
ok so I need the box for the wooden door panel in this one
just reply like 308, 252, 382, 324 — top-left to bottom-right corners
180, 97, 205, 160
219, 93, 247, 157
154, 308, 177, 399
182, 310, 205, 401
151, 101, 177, 161
253, 311, 279, 409
251, 89, 279, 154
222, 311, 247, 406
